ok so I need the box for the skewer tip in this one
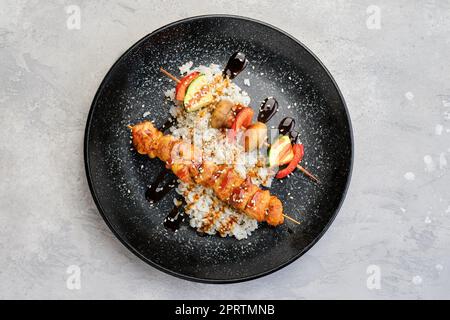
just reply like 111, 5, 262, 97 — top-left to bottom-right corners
160, 67, 180, 83
283, 214, 301, 225
297, 165, 320, 184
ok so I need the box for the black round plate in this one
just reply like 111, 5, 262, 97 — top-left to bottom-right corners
84, 15, 353, 283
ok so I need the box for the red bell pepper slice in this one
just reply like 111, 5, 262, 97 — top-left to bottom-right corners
228, 107, 254, 141
275, 143, 304, 179
175, 71, 200, 101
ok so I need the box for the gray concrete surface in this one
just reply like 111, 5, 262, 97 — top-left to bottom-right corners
1, 0, 449, 299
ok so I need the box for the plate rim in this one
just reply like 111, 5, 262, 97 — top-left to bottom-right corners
84, 14, 354, 284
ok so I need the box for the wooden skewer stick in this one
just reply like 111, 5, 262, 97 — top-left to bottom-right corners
160, 67, 180, 83
297, 165, 320, 184
283, 214, 301, 225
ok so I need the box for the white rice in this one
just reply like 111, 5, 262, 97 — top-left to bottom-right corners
178, 61, 193, 75
166, 63, 274, 240
164, 88, 175, 101
177, 183, 258, 240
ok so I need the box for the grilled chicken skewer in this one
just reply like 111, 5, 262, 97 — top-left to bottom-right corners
130, 120, 300, 226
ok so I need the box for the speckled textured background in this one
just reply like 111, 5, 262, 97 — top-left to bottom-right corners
1, 0, 449, 299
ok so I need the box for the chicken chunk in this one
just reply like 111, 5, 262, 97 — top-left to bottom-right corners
171, 163, 193, 184
131, 121, 163, 157
229, 177, 259, 211
155, 135, 178, 162
191, 161, 219, 185
213, 168, 245, 202
266, 196, 284, 226
245, 189, 271, 222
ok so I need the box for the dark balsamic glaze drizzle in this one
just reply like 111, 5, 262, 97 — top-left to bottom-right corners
144, 120, 186, 231
161, 117, 175, 133
278, 117, 296, 135
145, 169, 178, 203
163, 199, 186, 232
223, 52, 248, 79
288, 130, 300, 144
257, 97, 279, 123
